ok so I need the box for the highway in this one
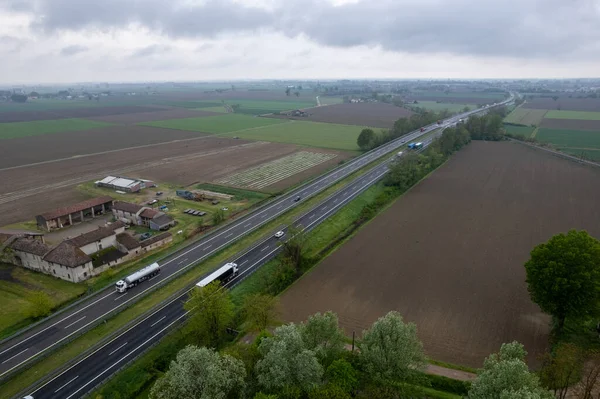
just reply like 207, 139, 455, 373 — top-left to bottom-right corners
0, 113, 441, 380
27, 133, 422, 399
13, 98, 513, 398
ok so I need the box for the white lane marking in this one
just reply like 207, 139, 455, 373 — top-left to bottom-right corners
225, 233, 233, 238
54, 376, 79, 393
203, 245, 212, 250
261, 246, 269, 252
62, 313, 189, 399
244, 223, 251, 227
334, 199, 338, 203
63, 316, 86, 330
0, 290, 115, 356
108, 342, 128, 356
114, 293, 128, 301
240, 260, 248, 265
277, 206, 282, 209
309, 214, 315, 219
150, 316, 166, 328
1, 348, 28, 364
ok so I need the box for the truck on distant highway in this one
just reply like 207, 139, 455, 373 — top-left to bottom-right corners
196, 262, 239, 288
115, 262, 161, 293
420, 127, 425, 132
407, 142, 423, 150
437, 120, 442, 125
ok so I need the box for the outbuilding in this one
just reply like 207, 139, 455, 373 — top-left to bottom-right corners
36, 196, 114, 232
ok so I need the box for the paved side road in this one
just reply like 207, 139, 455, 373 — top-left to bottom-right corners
0, 117, 441, 380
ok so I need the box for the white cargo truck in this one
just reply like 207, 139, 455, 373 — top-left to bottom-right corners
115, 262, 161, 293
197, 262, 239, 288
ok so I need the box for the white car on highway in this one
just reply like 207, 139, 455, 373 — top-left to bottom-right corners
274, 231, 285, 239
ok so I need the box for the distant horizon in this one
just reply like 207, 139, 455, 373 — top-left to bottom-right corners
2, 77, 600, 88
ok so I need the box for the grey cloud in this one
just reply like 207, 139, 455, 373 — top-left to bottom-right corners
131, 45, 172, 58
33, 0, 273, 38
25, 0, 600, 60
60, 45, 88, 56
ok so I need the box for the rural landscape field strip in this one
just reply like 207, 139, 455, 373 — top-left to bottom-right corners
544, 110, 600, 120
215, 151, 337, 189
504, 107, 548, 125
141, 113, 288, 133
220, 120, 367, 151
536, 128, 600, 149
0, 118, 114, 140
0, 141, 268, 206
522, 97, 600, 111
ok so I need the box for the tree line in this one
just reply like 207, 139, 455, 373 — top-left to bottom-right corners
357, 106, 508, 152
151, 301, 588, 399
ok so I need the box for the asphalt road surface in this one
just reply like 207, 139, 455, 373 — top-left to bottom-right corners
14, 98, 513, 397
0, 113, 444, 380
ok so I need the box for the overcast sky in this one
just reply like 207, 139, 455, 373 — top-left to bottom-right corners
1, 0, 599, 84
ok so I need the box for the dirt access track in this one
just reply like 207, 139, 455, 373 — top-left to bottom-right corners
0, 137, 349, 226
266, 102, 413, 129
282, 141, 600, 368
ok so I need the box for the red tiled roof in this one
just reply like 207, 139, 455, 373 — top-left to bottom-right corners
44, 242, 91, 268
39, 196, 113, 221
10, 237, 50, 256
140, 208, 159, 219
68, 221, 125, 248
116, 233, 141, 250
113, 201, 143, 214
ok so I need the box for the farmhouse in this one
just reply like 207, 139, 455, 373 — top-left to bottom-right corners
36, 196, 114, 232
112, 201, 175, 231
3, 220, 172, 283
95, 176, 155, 193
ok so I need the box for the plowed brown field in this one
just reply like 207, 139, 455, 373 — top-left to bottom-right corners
523, 98, 600, 112
282, 141, 600, 368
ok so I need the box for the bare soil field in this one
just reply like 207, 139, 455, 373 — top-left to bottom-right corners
0, 126, 210, 169
0, 137, 348, 226
539, 118, 600, 131
0, 105, 168, 123
523, 98, 600, 112
266, 103, 413, 128
282, 141, 600, 368
86, 108, 224, 124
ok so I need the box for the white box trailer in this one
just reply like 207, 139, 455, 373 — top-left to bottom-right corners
197, 262, 239, 288
116, 262, 161, 293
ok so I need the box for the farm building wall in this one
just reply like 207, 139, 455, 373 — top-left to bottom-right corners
112, 209, 142, 226
78, 234, 119, 255
141, 234, 172, 252
10, 249, 93, 283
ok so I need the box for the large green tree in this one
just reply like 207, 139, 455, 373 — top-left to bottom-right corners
524, 230, 600, 331
468, 342, 553, 399
242, 293, 280, 332
300, 312, 346, 366
357, 128, 376, 151
150, 345, 246, 399
184, 282, 235, 346
255, 324, 323, 394
358, 311, 427, 384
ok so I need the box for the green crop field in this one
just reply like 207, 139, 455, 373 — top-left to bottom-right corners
318, 97, 344, 105
219, 120, 366, 151
225, 99, 316, 115
504, 124, 535, 138
0, 118, 114, 140
151, 100, 226, 109
193, 106, 227, 113
0, 100, 114, 112
504, 108, 547, 125
536, 128, 600, 149
411, 101, 477, 113
544, 110, 600, 120
559, 148, 600, 161
141, 114, 288, 133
